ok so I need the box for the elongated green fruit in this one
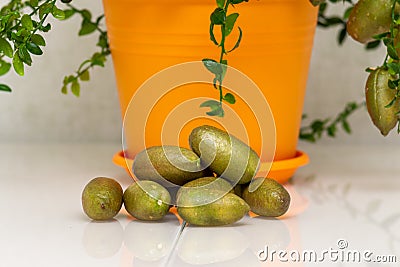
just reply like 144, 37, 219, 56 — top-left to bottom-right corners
365, 67, 400, 136
242, 178, 290, 217
189, 125, 260, 185
177, 190, 249, 226
133, 146, 209, 186
347, 0, 398, 43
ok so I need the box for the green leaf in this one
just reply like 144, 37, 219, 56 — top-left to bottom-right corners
387, 44, 399, 60
225, 13, 239, 36
21, 14, 33, 30
200, 99, 224, 117
372, 32, 389, 40
342, 120, 351, 134
385, 97, 398, 108
31, 34, 46, 46
210, 8, 226, 25
71, 81, 80, 97
81, 9, 92, 20
327, 124, 337, 137
337, 28, 347, 45
202, 58, 223, 75
343, 7, 353, 19
40, 23, 51, 32
309, 0, 325, 6
63, 9, 75, 20
200, 99, 221, 109
80, 70, 90, 81
26, 42, 43, 55
18, 46, 32, 66
223, 93, 236, 104
12, 52, 24, 76
91, 53, 106, 66
52, 7, 65, 20
299, 133, 316, 142
63, 75, 75, 85
0, 84, 12, 92
79, 20, 97, 36
29, 0, 39, 7
227, 26, 242, 53
206, 106, 224, 117
388, 79, 398, 89
0, 60, 11, 76
230, 0, 249, 4
0, 37, 13, 58
16, 28, 30, 38
39, 3, 53, 20
325, 17, 343, 25
61, 85, 67, 94
209, 23, 219, 45
216, 0, 225, 8
97, 34, 108, 49
365, 40, 381, 50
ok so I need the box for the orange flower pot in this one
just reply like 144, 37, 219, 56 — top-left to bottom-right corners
103, 0, 318, 183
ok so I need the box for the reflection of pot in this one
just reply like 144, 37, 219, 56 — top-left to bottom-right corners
103, 0, 318, 182
124, 218, 179, 261
82, 220, 123, 258
177, 227, 249, 265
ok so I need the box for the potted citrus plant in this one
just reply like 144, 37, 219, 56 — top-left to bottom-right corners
0, 0, 398, 182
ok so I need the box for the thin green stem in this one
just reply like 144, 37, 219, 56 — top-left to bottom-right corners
216, 0, 232, 105
66, 3, 107, 35
30, 0, 55, 36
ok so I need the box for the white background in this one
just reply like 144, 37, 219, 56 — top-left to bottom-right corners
0, 1, 398, 145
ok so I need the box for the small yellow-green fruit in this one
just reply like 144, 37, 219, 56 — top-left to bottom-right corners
81, 177, 123, 220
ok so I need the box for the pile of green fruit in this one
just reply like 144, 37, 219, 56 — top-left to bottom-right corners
82, 125, 291, 226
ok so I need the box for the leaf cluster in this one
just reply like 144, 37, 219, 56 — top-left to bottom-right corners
0, 0, 66, 92
60, 4, 110, 97
300, 102, 364, 142
0, 0, 110, 96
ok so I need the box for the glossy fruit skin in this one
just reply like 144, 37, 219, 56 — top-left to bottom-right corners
177, 190, 249, 226
81, 177, 123, 220
347, 0, 395, 43
133, 146, 209, 186
365, 67, 400, 136
242, 178, 290, 217
189, 125, 260, 185
123, 180, 171, 221
176, 176, 234, 203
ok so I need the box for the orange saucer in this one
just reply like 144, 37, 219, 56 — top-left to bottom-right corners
112, 150, 309, 184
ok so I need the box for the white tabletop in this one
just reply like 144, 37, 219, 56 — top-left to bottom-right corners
1, 143, 399, 267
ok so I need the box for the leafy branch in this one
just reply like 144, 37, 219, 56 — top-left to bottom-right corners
0, 0, 110, 96
201, 0, 248, 117
300, 101, 365, 142
60, 3, 110, 97
0, 0, 65, 92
